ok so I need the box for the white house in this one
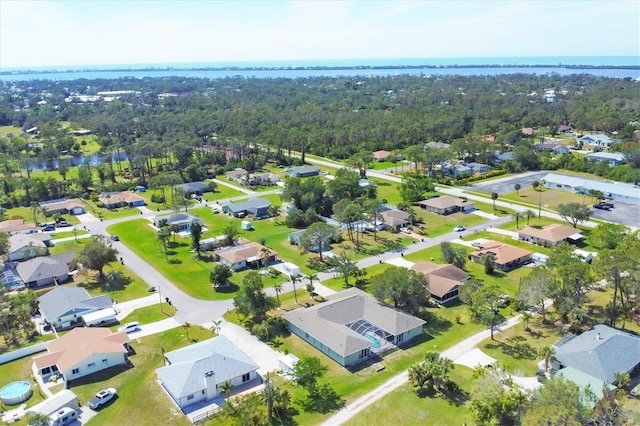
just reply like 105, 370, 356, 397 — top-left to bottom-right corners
32, 328, 130, 384
578, 134, 615, 148
214, 242, 276, 271
585, 152, 626, 166
156, 336, 260, 409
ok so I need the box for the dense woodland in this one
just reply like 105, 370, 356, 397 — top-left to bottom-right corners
0, 73, 639, 208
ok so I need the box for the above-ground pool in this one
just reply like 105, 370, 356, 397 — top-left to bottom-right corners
0, 381, 33, 405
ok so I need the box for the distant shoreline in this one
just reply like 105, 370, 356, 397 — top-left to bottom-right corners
2, 63, 639, 76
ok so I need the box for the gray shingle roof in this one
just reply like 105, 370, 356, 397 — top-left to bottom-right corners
283, 288, 425, 358
157, 336, 259, 399
17, 256, 70, 283
176, 181, 210, 193
222, 198, 271, 214
554, 324, 640, 384
38, 286, 112, 322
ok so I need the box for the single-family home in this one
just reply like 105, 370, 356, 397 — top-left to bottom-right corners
225, 169, 249, 185
518, 224, 583, 246
372, 150, 392, 162
557, 125, 573, 133
72, 129, 92, 136
552, 324, 640, 386
214, 242, 276, 271
425, 142, 450, 149
8, 233, 52, 262
32, 328, 130, 384
175, 181, 212, 195
17, 252, 74, 288
418, 196, 474, 215
288, 230, 331, 252
283, 288, 425, 367
0, 219, 37, 235
470, 241, 532, 271
495, 151, 514, 163
542, 173, 640, 205
521, 127, 535, 136
287, 165, 320, 178
156, 336, 260, 409
554, 367, 616, 406
412, 261, 469, 304
153, 213, 204, 231
578, 134, 615, 148
221, 198, 271, 219
585, 152, 626, 166
248, 172, 280, 187
98, 191, 146, 209
441, 162, 471, 176
39, 199, 85, 216
38, 285, 112, 330
379, 209, 411, 230
535, 143, 570, 155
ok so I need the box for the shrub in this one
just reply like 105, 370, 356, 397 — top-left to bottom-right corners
151, 194, 165, 203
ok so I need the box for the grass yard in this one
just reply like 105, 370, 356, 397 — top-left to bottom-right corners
110, 303, 176, 329
350, 365, 476, 426
502, 187, 590, 212
413, 209, 488, 237
0, 356, 48, 412
68, 326, 211, 426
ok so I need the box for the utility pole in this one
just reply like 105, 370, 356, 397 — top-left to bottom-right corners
158, 285, 163, 314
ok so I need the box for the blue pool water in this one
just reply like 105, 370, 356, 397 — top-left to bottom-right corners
364, 334, 381, 349
0, 381, 32, 405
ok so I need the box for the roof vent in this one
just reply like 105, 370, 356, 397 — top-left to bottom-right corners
595, 332, 601, 340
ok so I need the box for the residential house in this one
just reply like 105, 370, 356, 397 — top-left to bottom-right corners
214, 242, 276, 271
248, 172, 280, 187
98, 191, 145, 209
153, 213, 204, 231
557, 125, 573, 133
554, 367, 616, 406
466, 162, 493, 174
418, 196, 474, 215
156, 336, 260, 409
39, 199, 85, 216
283, 288, 425, 367
175, 181, 212, 195
8, 233, 52, 262
372, 150, 391, 162
535, 143, 570, 155
425, 142, 450, 149
469, 241, 532, 271
494, 151, 514, 163
72, 129, 92, 136
38, 285, 112, 330
32, 328, 130, 384
379, 209, 411, 230
518, 224, 583, 246
578, 134, 615, 148
552, 324, 640, 386
585, 152, 626, 166
225, 169, 249, 185
287, 165, 320, 178
521, 127, 535, 136
288, 230, 330, 252
543, 173, 640, 205
412, 261, 469, 304
221, 198, 271, 219
441, 162, 471, 176
0, 219, 37, 235
17, 252, 74, 288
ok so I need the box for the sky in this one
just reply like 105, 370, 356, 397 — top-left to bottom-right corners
1, 0, 638, 69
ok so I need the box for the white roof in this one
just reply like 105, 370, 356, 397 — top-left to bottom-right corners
585, 152, 626, 161
543, 173, 640, 199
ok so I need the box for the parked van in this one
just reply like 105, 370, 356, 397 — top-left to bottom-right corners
49, 407, 77, 426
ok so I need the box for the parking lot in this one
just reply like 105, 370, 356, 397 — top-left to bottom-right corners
465, 171, 551, 195
589, 201, 640, 227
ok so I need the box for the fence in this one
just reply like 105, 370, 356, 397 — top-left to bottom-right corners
0, 341, 48, 365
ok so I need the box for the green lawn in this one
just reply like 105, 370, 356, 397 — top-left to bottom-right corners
413, 209, 488, 237
110, 303, 176, 329
501, 187, 590, 212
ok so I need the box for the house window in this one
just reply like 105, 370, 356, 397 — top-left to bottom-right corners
102, 359, 108, 364
88, 362, 95, 368
72, 368, 79, 374
397, 333, 404, 343
359, 348, 369, 359
187, 394, 194, 400
242, 373, 250, 382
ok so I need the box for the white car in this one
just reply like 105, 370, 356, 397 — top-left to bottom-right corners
118, 321, 141, 333
454, 225, 466, 232
89, 388, 117, 410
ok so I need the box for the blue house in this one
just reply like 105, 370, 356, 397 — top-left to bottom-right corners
222, 198, 271, 219
288, 230, 330, 252
585, 152, 626, 166
287, 165, 321, 178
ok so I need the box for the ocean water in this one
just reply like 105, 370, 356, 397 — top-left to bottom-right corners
1, 57, 638, 81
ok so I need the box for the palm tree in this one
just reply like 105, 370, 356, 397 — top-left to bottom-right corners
170, 223, 180, 243
260, 247, 271, 272
219, 380, 232, 396
524, 209, 535, 225
306, 273, 317, 299
514, 211, 524, 229
491, 192, 498, 210
273, 282, 283, 307
538, 345, 556, 373
30, 201, 40, 224
532, 180, 541, 192
210, 319, 222, 335
522, 311, 532, 332
514, 183, 521, 196
613, 371, 630, 390
157, 226, 171, 259
406, 206, 417, 228
290, 275, 299, 304
182, 321, 191, 341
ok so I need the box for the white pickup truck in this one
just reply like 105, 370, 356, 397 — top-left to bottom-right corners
88, 388, 117, 410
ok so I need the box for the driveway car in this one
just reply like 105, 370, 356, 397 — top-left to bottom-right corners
57, 221, 72, 227
42, 224, 56, 232
454, 225, 466, 232
118, 321, 141, 333
89, 388, 117, 410
110, 235, 120, 241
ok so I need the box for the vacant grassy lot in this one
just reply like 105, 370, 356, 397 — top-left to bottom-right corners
110, 303, 176, 329
502, 187, 589, 211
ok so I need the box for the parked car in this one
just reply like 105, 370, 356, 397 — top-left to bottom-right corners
497, 294, 511, 308
593, 203, 610, 211
454, 225, 466, 232
57, 221, 72, 227
400, 227, 412, 234
118, 321, 141, 333
89, 388, 117, 410
42, 224, 56, 232
600, 201, 614, 208
110, 235, 120, 241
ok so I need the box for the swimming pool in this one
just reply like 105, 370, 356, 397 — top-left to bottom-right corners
0, 381, 32, 405
364, 333, 381, 349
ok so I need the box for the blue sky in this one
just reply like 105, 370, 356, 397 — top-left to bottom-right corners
1, 0, 638, 68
